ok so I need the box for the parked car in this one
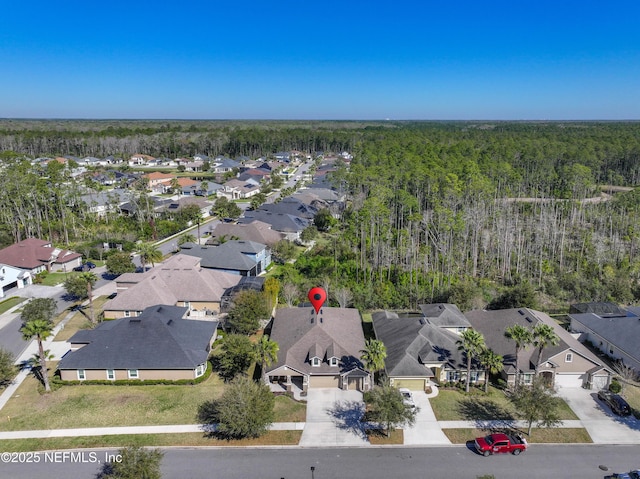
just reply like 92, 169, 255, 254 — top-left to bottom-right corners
598, 389, 632, 416
73, 261, 96, 272
604, 473, 633, 479
398, 388, 416, 409
474, 433, 528, 456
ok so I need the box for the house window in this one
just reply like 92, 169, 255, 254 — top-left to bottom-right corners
446, 371, 459, 382
522, 373, 533, 385
565, 353, 573, 363
330, 357, 338, 367
312, 357, 320, 367
609, 346, 614, 355
77, 369, 86, 380
128, 369, 139, 379
469, 371, 480, 382
195, 363, 206, 378
106, 369, 115, 380
124, 310, 131, 317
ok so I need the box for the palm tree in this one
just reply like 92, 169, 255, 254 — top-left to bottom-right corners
138, 243, 163, 271
21, 319, 54, 392
255, 335, 279, 381
178, 233, 196, 246
360, 339, 387, 382
504, 324, 533, 387
479, 348, 504, 393
457, 329, 486, 393
532, 323, 560, 368
78, 271, 98, 324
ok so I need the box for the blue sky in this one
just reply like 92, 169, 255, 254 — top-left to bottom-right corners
1, 1, 639, 119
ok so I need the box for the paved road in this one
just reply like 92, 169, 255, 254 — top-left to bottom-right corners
1, 445, 639, 479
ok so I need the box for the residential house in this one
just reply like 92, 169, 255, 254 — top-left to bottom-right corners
178, 240, 270, 276
0, 263, 32, 298
265, 306, 371, 393
219, 178, 261, 199
143, 172, 175, 193
102, 253, 241, 319
466, 308, 611, 389
213, 157, 241, 173
206, 221, 284, 247
0, 238, 82, 274
238, 212, 310, 241
371, 304, 480, 391
129, 154, 155, 166
58, 305, 216, 381
257, 197, 318, 220
79, 189, 130, 217
568, 302, 640, 373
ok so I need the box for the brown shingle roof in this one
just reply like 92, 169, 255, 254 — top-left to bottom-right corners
0, 238, 81, 270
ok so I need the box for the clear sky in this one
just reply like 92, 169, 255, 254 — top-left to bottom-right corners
1, 1, 639, 120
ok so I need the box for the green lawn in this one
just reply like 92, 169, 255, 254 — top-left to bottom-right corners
430, 387, 578, 421
36, 272, 68, 286
0, 296, 25, 314
54, 296, 110, 340
0, 431, 303, 453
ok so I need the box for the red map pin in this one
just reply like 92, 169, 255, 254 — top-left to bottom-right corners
308, 287, 326, 314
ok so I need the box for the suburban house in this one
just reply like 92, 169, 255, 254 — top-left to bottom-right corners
144, 172, 175, 193
238, 212, 310, 241
0, 238, 82, 274
466, 308, 611, 389
568, 302, 640, 373
206, 220, 284, 247
257, 197, 319, 220
102, 254, 241, 319
0, 263, 32, 298
178, 240, 270, 276
79, 189, 130, 217
265, 306, 372, 393
129, 154, 155, 166
219, 179, 261, 199
213, 157, 241, 173
372, 303, 482, 391
58, 305, 216, 381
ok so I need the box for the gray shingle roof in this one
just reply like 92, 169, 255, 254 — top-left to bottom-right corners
178, 240, 266, 272
239, 212, 309, 232
570, 307, 640, 364
266, 307, 366, 375
59, 305, 217, 370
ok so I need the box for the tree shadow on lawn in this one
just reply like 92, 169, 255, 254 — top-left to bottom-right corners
327, 400, 367, 439
457, 396, 518, 431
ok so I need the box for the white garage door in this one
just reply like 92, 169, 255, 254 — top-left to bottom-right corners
554, 373, 584, 388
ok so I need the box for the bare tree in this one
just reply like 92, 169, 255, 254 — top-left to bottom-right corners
334, 286, 353, 308
282, 283, 299, 308
611, 360, 638, 393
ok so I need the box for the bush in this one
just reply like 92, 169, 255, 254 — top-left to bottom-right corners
609, 379, 622, 393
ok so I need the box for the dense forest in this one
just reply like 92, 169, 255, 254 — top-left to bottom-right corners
2, 120, 640, 312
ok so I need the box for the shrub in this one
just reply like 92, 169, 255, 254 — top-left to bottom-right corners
609, 379, 622, 393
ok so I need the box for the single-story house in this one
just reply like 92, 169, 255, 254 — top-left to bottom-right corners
0, 263, 32, 298
372, 304, 482, 391
206, 220, 284, 247
58, 305, 216, 381
257, 197, 318, 220
219, 179, 261, 199
568, 302, 640, 374
466, 308, 611, 389
178, 240, 270, 276
265, 306, 371, 393
238, 212, 310, 241
102, 254, 241, 319
0, 238, 82, 274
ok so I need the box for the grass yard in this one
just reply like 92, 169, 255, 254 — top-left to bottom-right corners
273, 395, 306, 422
0, 296, 25, 314
54, 296, 110, 340
366, 429, 403, 445
0, 431, 303, 453
36, 272, 68, 287
623, 383, 640, 417
442, 427, 592, 444
0, 373, 225, 431
430, 387, 578, 421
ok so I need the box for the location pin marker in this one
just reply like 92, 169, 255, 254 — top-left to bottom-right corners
308, 287, 326, 315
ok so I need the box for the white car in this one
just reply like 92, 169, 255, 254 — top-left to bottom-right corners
399, 388, 416, 409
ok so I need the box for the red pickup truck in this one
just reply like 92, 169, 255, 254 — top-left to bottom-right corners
474, 433, 528, 456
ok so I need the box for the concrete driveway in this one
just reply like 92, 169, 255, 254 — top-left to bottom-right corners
299, 388, 369, 447
557, 386, 640, 443
402, 390, 451, 445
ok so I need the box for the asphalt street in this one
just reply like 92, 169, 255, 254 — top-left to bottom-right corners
1, 445, 639, 479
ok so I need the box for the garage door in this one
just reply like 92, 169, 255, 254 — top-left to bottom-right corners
592, 375, 609, 390
309, 375, 339, 388
392, 379, 425, 391
554, 373, 584, 388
